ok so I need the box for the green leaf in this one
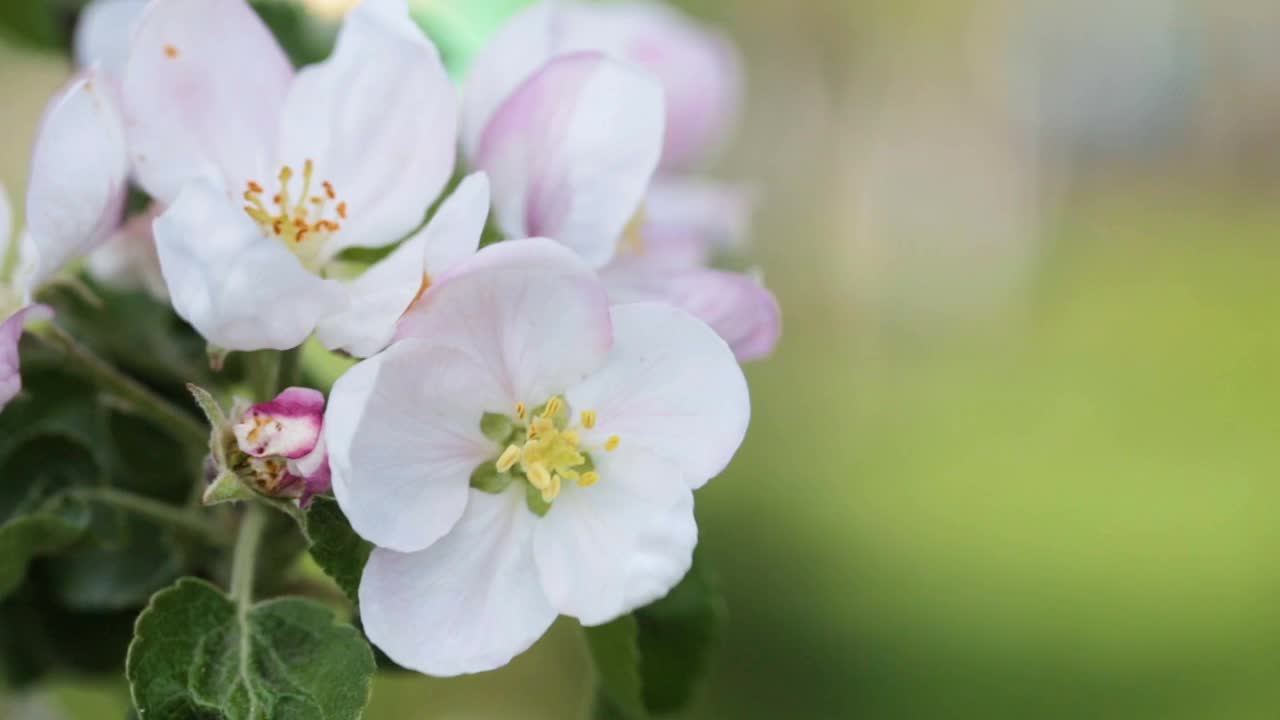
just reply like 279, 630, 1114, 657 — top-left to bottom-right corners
584, 615, 646, 720
584, 556, 726, 718
0, 436, 99, 600
306, 498, 371, 606
127, 577, 376, 720
633, 556, 725, 715
0, 582, 139, 688
0, 495, 90, 599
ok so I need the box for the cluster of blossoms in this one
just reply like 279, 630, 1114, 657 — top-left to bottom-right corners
6, 0, 778, 677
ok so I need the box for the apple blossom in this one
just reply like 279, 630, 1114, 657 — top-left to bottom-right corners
326, 239, 749, 676
0, 72, 129, 411
460, 1, 779, 361
234, 387, 331, 504
127, 0, 459, 351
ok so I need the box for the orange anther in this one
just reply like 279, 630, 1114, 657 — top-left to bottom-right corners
337, 202, 348, 219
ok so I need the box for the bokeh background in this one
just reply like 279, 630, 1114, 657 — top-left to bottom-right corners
5, 0, 1280, 717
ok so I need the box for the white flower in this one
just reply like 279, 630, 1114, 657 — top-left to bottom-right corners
463, 35, 666, 268
460, 2, 780, 361
1, 72, 129, 410
326, 239, 750, 676
126, 0, 461, 351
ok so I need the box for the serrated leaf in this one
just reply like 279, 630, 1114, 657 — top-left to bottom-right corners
127, 577, 375, 720
305, 498, 371, 606
633, 555, 724, 715
584, 615, 646, 720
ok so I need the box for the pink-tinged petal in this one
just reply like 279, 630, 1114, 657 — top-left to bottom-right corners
460, 1, 563, 159
233, 387, 325, 460
316, 173, 489, 358
475, 53, 665, 268
461, 1, 741, 171
74, 0, 148, 78
122, 0, 292, 202
86, 202, 168, 301
26, 71, 129, 287
0, 305, 54, 412
601, 262, 780, 363
279, 0, 457, 256
643, 177, 754, 266
590, 2, 744, 170
289, 434, 331, 506
566, 303, 749, 490
153, 180, 347, 351
360, 486, 555, 676
396, 238, 612, 407
326, 339, 502, 553
533, 451, 695, 625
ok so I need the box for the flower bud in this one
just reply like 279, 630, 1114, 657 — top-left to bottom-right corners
232, 387, 331, 506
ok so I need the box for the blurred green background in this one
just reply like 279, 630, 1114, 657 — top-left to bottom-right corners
5, 0, 1280, 717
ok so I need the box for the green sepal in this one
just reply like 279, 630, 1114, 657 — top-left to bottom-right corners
470, 462, 515, 494
524, 482, 551, 517
480, 411, 515, 443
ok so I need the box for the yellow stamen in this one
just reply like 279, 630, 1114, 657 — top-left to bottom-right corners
605, 436, 621, 452
496, 445, 521, 473
578, 471, 600, 488
581, 410, 597, 429
541, 474, 562, 502
541, 396, 562, 418
527, 463, 552, 490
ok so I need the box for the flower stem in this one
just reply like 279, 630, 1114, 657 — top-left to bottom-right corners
247, 350, 282, 401
74, 486, 227, 546
36, 324, 208, 451
230, 502, 268, 607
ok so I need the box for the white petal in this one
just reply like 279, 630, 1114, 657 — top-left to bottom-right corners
85, 203, 168, 301
395, 238, 612, 406
643, 177, 754, 265
153, 180, 346, 351
567, 303, 749, 489
0, 304, 54, 412
418, 172, 490, 278
359, 486, 556, 676
278, 0, 457, 257
122, 0, 292, 202
74, 0, 148, 78
326, 339, 502, 552
474, 53, 665, 268
600, 262, 780, 363
533, 451, 695, 625
316, 173, 489, 358
26, 72, 128, 287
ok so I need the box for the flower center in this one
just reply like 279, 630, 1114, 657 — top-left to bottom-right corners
243, 159, 348, 267
493, 396, 620, 506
